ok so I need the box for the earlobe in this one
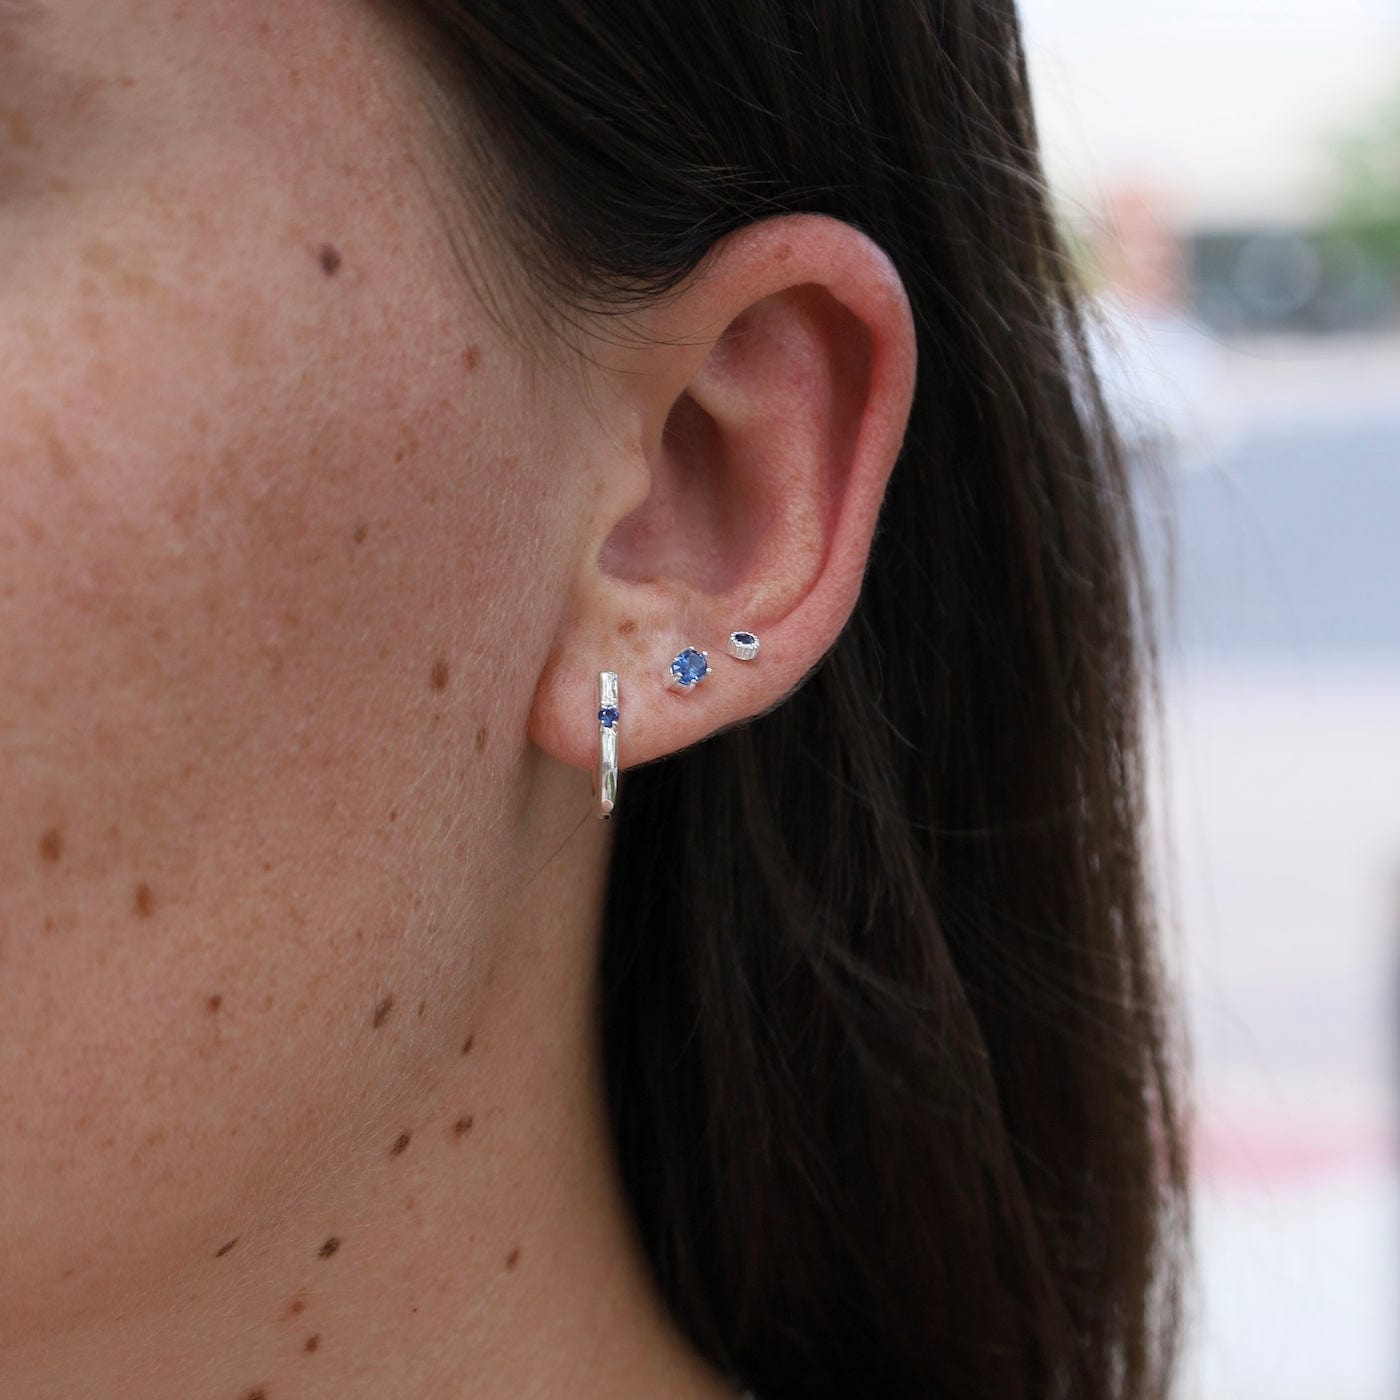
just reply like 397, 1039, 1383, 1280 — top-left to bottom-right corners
527, 212, 917, 796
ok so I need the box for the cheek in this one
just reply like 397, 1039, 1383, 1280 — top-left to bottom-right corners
0, 166, 561, 1310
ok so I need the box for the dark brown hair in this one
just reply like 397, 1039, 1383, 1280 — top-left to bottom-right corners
388, 2, 1189, 1396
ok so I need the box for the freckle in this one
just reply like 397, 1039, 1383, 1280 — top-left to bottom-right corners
287, 1297, 306, 1316
39, 827, 63, 863
304, 1334, 320, 1352
618, 618, 638, 637
243, 1390, 268, 1400
776, 243, 793, 262
354, 927, 365, 943
372, 994, 394, 1028
133, 881, 154, 918
461, 1032, 474, 1056
317, 243, 342, 276
47, 175, 71, 193
390, 1131, 411, 1156
462, 344, 480, 371
145, 1126, 167, 1148
214, 1237, 238, 1258
207, 993, 223, 1013
351, 521, 367, 544
417, 999, 425, 1018
505, 1246, 521, 1270
453, 1115, 473, 1138
388, 809, 398, 822
42, 421, 79, 480
42, 915, 55, 933
474, 726, 488, 754
1, 106, 34, 148
317, 1236, 340, 1258
117, 73, 135, 87
430, 658, 450, 691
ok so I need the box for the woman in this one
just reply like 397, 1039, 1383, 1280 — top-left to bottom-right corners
0, 0, 1187, 1396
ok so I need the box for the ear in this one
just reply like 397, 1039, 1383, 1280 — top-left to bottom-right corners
527, 212, 917, 783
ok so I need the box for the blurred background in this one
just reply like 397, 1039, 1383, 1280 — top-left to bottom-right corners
1018, 0, 1400, 1394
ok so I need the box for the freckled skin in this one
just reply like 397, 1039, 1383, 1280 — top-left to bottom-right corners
0, 0, 766, 1395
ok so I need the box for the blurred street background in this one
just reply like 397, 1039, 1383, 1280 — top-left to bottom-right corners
1019, 1, 1400, 1395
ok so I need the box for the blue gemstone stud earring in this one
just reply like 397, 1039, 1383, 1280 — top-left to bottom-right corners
727, 630, 760, 661
667, 646, 709, 692
596, 671, 619, 819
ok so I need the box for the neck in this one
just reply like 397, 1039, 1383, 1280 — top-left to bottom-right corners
7, 759, 736, 1400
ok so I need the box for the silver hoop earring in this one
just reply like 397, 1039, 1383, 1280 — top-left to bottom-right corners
595, 671, 619, 819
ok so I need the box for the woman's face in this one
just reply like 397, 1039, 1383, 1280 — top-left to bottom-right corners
0, 0, 580, 1337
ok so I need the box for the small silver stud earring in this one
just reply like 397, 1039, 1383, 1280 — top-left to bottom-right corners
595, 671, 619, 819
667, 646, 709, 692
726, 630, 760, 661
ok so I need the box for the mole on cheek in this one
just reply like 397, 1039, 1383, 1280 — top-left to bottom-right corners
304, 1334, 321, 1353
461, 1032, 474, 1056
38, 827, 63, 863
214, 1237, 238, 1258
133, 881, 155, 918
351, 521, 368, 544
430, 658, 450, 692
317, 243, 342, 275
618, 618, 638, 637
505, 1246, 521, 1271
474, 726, 488, 754
452, 1115, 473, 1138
207, 993, 223, 1013
371, 994, 394, 1029
317, 1236, 341, 1258
389, 1131, 412, 1157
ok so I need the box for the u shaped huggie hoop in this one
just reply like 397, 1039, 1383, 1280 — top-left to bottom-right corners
596, 671, 619, 819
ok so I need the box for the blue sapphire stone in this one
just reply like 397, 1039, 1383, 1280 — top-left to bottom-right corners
598, 706, 619, 729
670, 647, 708, 688
733, 631, 757, 647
